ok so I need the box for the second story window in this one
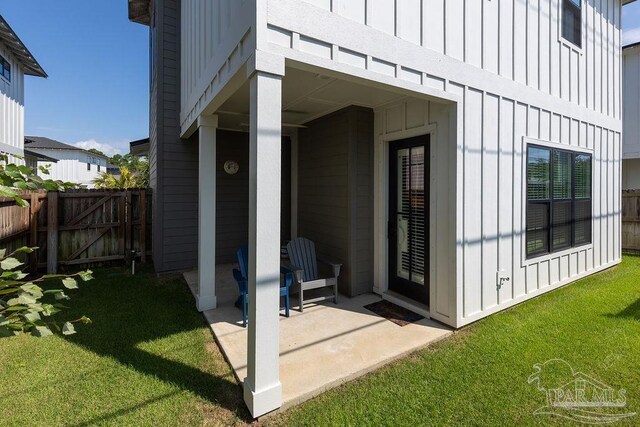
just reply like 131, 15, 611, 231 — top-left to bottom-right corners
0, 54, 11, 82
562, 0, 582, 48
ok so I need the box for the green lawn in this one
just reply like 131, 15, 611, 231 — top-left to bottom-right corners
0, 266, 250, 427
1, 258, 639, 426
275, 256, 640, 426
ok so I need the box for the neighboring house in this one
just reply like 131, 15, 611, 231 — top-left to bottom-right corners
129, 137, 149, 157
24, 136, 109, 187
130, 0, 629, 416
106, 163, 121, 175
0, 15, 47, 164
623, 42, 640, 189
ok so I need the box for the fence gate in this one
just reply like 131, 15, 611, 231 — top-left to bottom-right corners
24, 190, 150, 273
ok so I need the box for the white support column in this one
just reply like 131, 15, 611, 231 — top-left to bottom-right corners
243, 66, 284, 417
197, 114, 218, 312
290, 129, 299, 239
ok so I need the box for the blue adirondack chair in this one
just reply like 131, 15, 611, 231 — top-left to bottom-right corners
233, 245, 293, 328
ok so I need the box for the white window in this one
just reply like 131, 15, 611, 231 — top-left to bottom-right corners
561, 0, 582, 48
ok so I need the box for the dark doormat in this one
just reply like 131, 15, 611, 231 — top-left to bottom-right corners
364, 300, 424, 327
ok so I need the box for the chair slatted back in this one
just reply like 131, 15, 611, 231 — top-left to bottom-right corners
287, 238, 318, 282
236, 245, 249, 280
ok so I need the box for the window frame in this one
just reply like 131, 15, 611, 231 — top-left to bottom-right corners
559, 0, 584, 53
0, 54, 11, 82
523, 139, 593, 264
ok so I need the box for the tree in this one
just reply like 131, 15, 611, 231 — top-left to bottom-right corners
0, 155, 93, 337
92, 165, 147, 189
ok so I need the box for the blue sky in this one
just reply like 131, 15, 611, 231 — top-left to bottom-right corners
2, 1, 640, 156
2, 1, 149, 156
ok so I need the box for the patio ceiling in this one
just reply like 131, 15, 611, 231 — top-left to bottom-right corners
216, 67, 408, 131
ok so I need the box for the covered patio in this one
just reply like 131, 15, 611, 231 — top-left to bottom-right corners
183, 267, 452, 409
186, 54, 458, 417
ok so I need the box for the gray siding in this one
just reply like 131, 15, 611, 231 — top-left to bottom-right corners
298, 106, 373, 296
187, 130, 291, 265
149, 0, 200, 272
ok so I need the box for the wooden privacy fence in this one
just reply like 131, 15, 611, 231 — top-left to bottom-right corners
622, 190, 640, 252
0, 189, 151, 273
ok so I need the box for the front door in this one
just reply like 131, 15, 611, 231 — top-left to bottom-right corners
388, 136, 429, 305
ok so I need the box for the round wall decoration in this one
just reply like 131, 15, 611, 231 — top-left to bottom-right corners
224, 160, 240, 175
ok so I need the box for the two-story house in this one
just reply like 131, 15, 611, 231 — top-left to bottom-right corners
130, 0, 629, 416
24, 136, 109, 188
0, 15, 47, 164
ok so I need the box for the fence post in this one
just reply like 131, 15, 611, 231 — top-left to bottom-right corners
30, 192, 39, 273
47, 192, 58, 274
140, 189, 147, 263
119, 191, 126, 256
126, 190, 133, 254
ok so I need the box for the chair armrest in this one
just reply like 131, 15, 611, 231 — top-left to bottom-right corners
318, 258, 342, 278
281, 263, 304, 283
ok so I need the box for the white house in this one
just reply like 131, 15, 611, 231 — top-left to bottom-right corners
130, 0, 629, 416
0, 15, 47, 164
623, 42, 640, 189
24, 136, 109, 188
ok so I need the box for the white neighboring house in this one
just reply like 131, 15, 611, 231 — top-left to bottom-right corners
130, 0, 630, 416
24, 136, 109, 188
0, 15, 47, 164
623, 42, 640, 189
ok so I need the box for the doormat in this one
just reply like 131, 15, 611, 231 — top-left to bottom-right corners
364, 300, 424, 327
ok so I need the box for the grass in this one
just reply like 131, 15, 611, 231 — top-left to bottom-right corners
274, 256, 640, 426
1, 258, 639, 426
0, 266, 250, 427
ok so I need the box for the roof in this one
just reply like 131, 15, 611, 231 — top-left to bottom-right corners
130, 137, 149, 156
128, 0, 152, 26
25, 136, 109, 159
23, 149, 58, 163
0, 15, 47, 78
624, 40, 640, 51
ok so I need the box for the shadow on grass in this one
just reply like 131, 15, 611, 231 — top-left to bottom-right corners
610, 298, 640, 321
60, 266, 252, 424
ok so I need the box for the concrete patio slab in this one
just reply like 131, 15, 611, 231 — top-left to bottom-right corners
184, 266, 453, 409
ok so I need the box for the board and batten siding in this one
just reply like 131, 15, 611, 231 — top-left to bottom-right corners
298, 106, 374, 297
180, 0, 255, 134
289, 0, 621, 119
374, 99, 457, 323
263, 0, 622, 328
30, 149, 107, 187
375, 94, 620, 327
0, 39, 25, 163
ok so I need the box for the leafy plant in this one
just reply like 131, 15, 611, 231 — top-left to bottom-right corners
0, 154, 76, 207
92, 165, 148, 189
0, 155, 92, 337
0, 247, 93, 337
